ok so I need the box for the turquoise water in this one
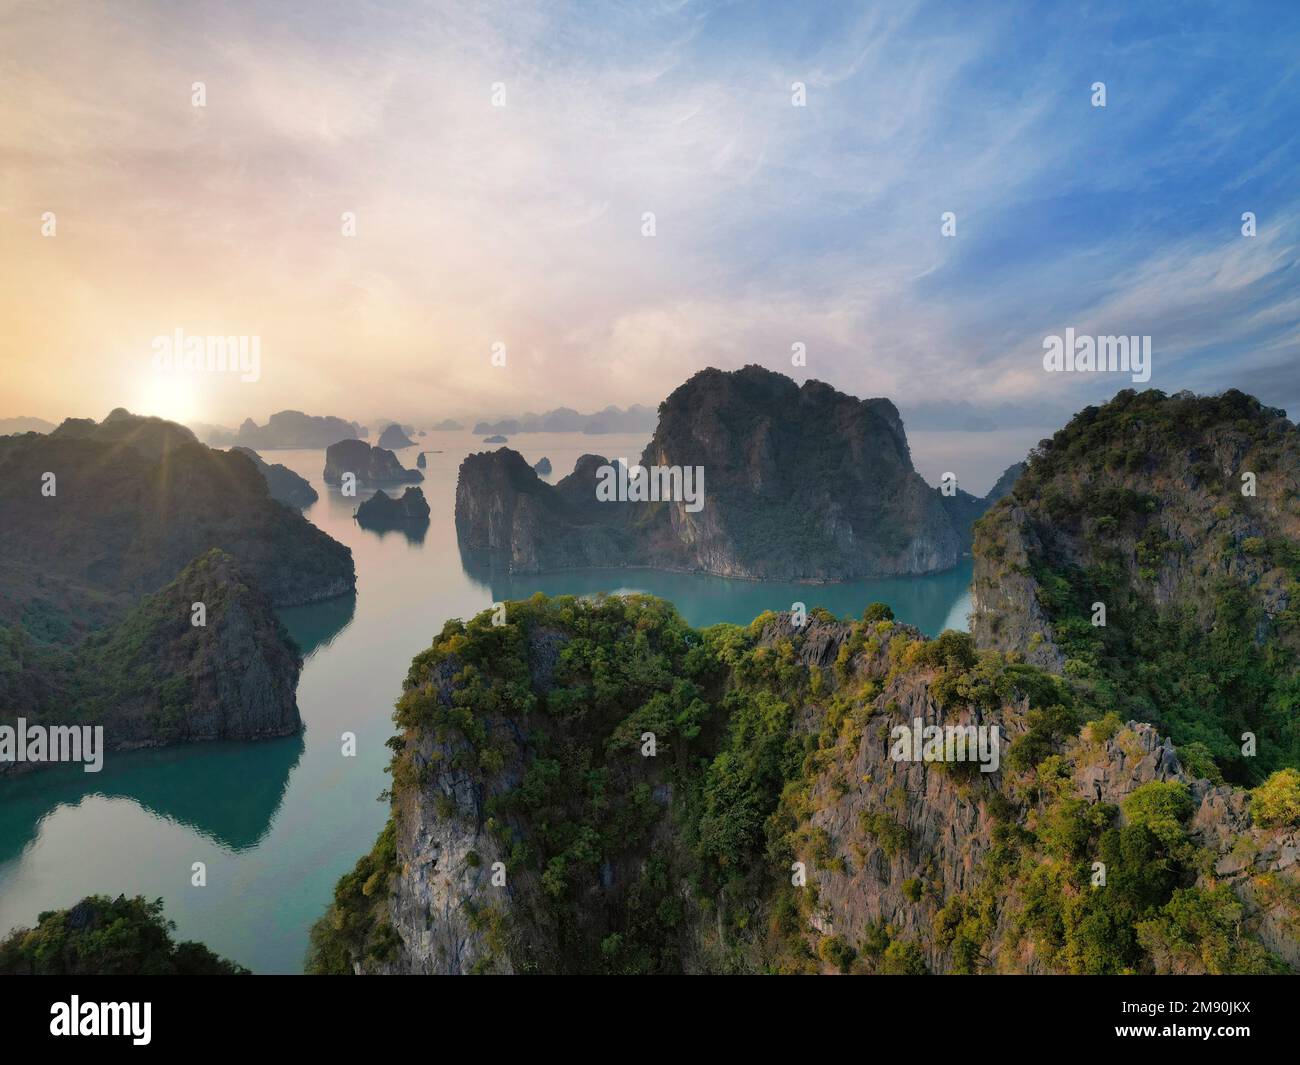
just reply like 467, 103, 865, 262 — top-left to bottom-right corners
0, 432, 972, 972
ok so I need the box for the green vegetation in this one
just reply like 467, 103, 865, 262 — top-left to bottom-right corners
880, 939, 928, 974
308, 820, 400, 974
988, 389, 1300, 783
1034, 560, 1300, 782
0, 895, 247, 975
314, 589, 1294, 976
1, 549, 301, 745
937, 774, 1283, 975
1251, 768, 1300, 828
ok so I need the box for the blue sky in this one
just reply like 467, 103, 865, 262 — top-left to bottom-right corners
3, 0, 1298, 431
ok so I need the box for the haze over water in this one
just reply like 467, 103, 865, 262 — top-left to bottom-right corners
0, 432, 972, 972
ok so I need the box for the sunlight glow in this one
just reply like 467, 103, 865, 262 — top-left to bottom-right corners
129, 373, 202, 425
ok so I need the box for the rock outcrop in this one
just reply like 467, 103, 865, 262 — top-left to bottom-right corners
1, 549, 303, 775
377, 424, 416, 450
972, 388, 1300, 779
456, 449, 632, 572
532, 457, 551, 475
324, 439, 423, 487
938, 462, 1025, 549
231, 446, 318, 508
355, 487, 431, 524
234, 410, 362, 449
0, 895, 249, 974
455, 366, 1011, 580
74, 549, 303, 748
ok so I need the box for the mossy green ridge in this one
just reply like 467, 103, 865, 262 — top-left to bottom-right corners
973, 388, 1300, 783
0, 894, 247, 975
312, 592, 1300, 975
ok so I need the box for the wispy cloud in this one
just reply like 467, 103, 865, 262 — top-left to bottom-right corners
1, 0, 1297, 430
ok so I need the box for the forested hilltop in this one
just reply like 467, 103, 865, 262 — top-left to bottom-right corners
311, 592, 1300, 975
0, 895, 247, 975
972, 389, 1300, 783
0, 410, 355, 772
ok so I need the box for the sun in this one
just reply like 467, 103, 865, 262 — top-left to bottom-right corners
129, 373, 202, 425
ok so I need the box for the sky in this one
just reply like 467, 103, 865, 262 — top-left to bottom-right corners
2, 0, 1298, 436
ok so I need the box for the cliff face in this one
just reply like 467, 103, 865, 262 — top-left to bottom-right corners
939, 461, 1025, 549
455, 449, 632, 572
324, 439, 423, 487
454, 366, 1008, 580
0, 412, 354, 609
970, 502, 1064, 670
312, 595, 1299, 975
231, 446, 319, 508
641, 367, 958, 579
972, 389, 1300, 780
236, 409, 361, 449
74, 549, 303, 747
1, 549, 302, 773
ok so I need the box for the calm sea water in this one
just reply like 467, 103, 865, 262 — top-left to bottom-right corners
0, 431, 973, 972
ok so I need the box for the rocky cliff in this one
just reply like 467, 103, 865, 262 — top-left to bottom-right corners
455, 366, 1011, 580
939, 461, 1025, 548
311, 595, 1299, 975
324, 439, 423, 487
972, 388, 1300, 781
455, 449, 633, 573
355, 487, 430, 524
377, 424, 416, 449
231, 446, 319, 508
70, 549, 302, 747
1, 549, 302, 773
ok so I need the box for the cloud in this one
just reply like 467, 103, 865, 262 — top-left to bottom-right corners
1, 0, 1298, 431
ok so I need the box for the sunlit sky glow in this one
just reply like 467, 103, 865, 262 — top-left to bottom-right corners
2, 0, 1298, 430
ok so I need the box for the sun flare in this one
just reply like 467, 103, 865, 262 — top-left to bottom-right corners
129, 373, 202, 426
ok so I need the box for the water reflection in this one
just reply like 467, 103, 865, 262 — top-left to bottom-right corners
0, 734, 304, 863
354, 513, 429, 546
460, 541, 974, 637
280, 592, 357, 659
